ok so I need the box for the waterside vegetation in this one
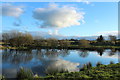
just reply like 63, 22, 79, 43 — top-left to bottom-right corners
1, 31, 120, 50
2, 62, 120, 80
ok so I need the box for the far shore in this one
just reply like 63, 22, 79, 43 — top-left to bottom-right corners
1, 45, 120, 50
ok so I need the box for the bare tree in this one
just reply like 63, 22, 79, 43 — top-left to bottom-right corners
2, 31, 33, 47
46, 38, 58, 48
109, 35, 116, 41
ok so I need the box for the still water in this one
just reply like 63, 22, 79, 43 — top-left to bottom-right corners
2, 49, 120, 78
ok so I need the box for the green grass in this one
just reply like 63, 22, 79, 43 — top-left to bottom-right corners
0, 46, 28, 50
49, 63, 120, 79
2, 63, 119, 80
93, 46, 120, 48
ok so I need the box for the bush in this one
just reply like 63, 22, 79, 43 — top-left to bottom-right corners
78, 39, 90, 48
87, 62, 92, 69
110, 61, 114, 64
17, 67, 34, 80
80, 64, 87, 71
96, 62, 102, 67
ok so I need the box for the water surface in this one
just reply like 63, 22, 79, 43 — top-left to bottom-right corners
2, 49, 119, 78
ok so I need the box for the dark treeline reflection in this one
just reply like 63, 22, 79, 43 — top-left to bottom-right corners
76, 49, 118, 58
2, 49, 119, 64
96, 49, 118, 57
77, 50, 89, 58
2, 49, 33, 64
108, 49, 117, 56
96, 49, 104, 56
2, 49, 70, 64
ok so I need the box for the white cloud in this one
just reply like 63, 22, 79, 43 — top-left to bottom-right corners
48, 29, 59, 35
1, 3, 24, 17
33, 3, 85, 28
96, 31, 119, 36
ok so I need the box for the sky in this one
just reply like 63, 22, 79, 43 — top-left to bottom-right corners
1, 2, 118, 37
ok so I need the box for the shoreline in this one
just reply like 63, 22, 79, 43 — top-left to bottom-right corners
2, 63, 120, 79
1, 46, 120, 50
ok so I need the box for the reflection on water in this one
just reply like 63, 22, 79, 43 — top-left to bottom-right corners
2, 49, 119, 78
45, 59, 80, 73
77, 50, 89, 58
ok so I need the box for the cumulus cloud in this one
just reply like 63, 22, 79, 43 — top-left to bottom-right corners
1, 3, 24, 17
33, 3, 85, 28
32, 59, 80, 75
45, 59, 80, 73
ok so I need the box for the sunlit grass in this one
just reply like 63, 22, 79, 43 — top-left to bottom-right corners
2, 63, 120, 79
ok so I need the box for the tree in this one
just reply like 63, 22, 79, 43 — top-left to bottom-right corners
23, 33, 33, 46
2, 33, 10, 45
109, 35, 116, 41
59, 40, 70, 48
46, 38, 58, 48
97, 35, 104, 42
78, 39, 90, 48
2, 31, 33, 47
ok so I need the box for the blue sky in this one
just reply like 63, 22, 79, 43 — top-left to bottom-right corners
2, 2, 118, 37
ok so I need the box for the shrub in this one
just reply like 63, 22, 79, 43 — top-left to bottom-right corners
96, 62, 102, 67
78, 39, 90, 48
80, 64, 87, 71
110, 61, 114, 64
87, 62, 92, 69
17, 67, 34, 80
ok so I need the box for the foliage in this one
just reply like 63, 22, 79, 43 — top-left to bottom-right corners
86, 62, 92, 69
17, 67, 34, 80
59, 40, 70, 48
96, 62, 102, 67
2, 31, 33, 47
78, 39, 90, 48
110, 61, 114, 64
46, 38, 58, 48
109, 35, 116, 41
80, 64, 87, 71
1, 31, 120, 50
97, 35, 104, 42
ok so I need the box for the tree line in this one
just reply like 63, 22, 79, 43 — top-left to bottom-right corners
2, 31, 120, 49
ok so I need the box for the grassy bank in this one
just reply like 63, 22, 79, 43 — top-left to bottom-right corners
47, 63, 120, 79
2, 63, 119, 80
0, 46, 28, 50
